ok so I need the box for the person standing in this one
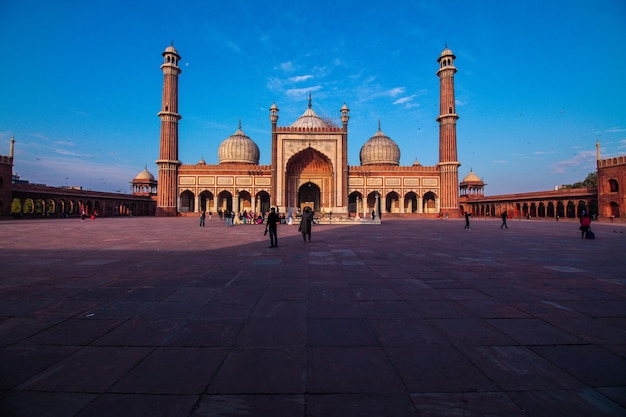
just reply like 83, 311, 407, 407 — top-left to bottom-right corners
200, 210, 206, 227
464, 212, 471, 230
300, 207, 313, 242
500, 210, 508, 229
265, 207, 279, 248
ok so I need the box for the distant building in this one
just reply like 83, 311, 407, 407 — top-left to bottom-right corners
459, 141, 624, 220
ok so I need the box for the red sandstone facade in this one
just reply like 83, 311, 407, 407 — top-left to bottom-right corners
156, 46, 462, 218
597, 155, 626, 218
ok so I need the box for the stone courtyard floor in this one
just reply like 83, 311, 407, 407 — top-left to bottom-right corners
0, 216, 625, 417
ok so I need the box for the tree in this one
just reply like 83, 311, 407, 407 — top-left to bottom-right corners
561, 172, 597, 189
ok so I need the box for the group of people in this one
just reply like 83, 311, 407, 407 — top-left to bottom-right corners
265, 206, 314, 248
463, 209, 595, 239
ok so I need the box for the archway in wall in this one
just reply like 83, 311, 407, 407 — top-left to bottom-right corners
577, 200, 587, 217
348, 191, 363, 217
255, 191, 270, 214
218, 191, 233, 212
588, 200, 598, 217
366, 192, 381, 216
538, 202, 546, 218
610, 202, 619, 217
423, 192, 437, 214
238, 190, 252, 213
285, 147, 333, 210
180, 191, 194, 213
386, 192, 400, 213
404, 192, 418, 213
522, 203, 529, 217
199, 191, 214, 212
11, 198, 21, 215
45, 198, 55, 215
298, 182, 321, 211
566, 201, 576, 218
556, 201, 565, 218
609, 179, 619, 192
530, 203, 537, 217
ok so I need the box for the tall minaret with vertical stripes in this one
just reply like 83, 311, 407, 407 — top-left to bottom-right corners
436, 45, 461, 216
156, 45, 182, 216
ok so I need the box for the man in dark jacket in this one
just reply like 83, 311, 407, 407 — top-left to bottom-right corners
265, 207, 280, 248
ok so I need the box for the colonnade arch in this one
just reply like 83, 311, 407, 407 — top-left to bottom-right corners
177, 189, 271, 215
10, 191, 154, 217
464, 197, 599, 220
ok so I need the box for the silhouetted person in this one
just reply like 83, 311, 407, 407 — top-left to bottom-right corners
300, 207, 313, 242
500, 211, 508, 229
465, 212, 471, 230
265, 207, 279, 247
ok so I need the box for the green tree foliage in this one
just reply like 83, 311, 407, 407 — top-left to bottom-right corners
23, 198, 34, 214
11, 198, 22, 214
560, 172, 598, 189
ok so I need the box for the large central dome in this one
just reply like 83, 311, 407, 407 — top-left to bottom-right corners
218, 123, 260, 164
290, 96, 331, 129
359, 123, 401, 166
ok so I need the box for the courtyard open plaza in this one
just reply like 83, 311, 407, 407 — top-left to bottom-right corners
0, 216, 625, 416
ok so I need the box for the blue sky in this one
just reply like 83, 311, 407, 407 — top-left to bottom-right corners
1, 0, 624, 195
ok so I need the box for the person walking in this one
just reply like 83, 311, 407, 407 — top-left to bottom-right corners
500, 210, 508, 229
265, 207, 279, 248
200, 210, 206, 227
299, 207, 314, 242
580, 211, 591, 238
464, 212, 471, 230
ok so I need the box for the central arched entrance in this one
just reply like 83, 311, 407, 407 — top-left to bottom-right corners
285, 147, 334, 212
298, 182, 320, 211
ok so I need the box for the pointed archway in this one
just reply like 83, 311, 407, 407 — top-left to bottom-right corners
298, 182, 321, 211
285, 147, 333, 212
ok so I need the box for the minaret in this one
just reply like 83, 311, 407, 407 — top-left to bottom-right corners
340, 103, 350, 209
9, 134, 15, 161
436, 45, 461, 216
269, 103, 279, 207
155, 45, 182, 217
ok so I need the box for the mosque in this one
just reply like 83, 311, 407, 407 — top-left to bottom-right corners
147, 44, 462, 219
3, 44, 620, 221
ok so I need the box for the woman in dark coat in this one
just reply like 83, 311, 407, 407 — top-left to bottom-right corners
299, 207, 313, 243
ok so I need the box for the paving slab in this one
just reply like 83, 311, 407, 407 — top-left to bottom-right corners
1, 216, 625, 416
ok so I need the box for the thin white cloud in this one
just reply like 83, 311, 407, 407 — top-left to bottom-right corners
288, 75, 313, 83
55, 149, 83, 157
387, 87, 405, 97
31, 133, 51, 142
393, 95, 416, 105
279, 62, 294, 72
286, 86, 322, 98
605, 127, 626, 133
551, 150, 596, 174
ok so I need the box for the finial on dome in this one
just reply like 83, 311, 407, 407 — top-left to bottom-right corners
378, 119, 381, 131
238, 120, 242, 130
308, 92, 312, 109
